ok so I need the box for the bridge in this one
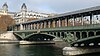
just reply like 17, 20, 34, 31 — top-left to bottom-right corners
9, 6, 100, 47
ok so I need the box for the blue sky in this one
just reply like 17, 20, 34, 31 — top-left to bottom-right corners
0, 0, 100, 14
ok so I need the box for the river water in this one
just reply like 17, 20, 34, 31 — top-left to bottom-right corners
0, 44, 63, 56
0, 44, 100, 56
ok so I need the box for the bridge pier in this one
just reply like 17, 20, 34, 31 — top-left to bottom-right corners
63, 47, 100, 56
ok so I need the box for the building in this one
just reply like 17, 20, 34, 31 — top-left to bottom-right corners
0, 2, 15, 18
0, 3, 51, 24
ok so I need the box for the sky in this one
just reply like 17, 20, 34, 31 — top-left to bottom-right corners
0, 0, 100, 14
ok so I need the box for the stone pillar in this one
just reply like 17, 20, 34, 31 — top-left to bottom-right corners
37, 23, 39, 29
40, 22, 43, 29
44, 22, 46, 28
20, 24, 23, 30
53, 20, 56, 28
48, 21, 51, 28
33, 23, 36, 29
66, 18, 69, 26
81, 15, 84, 25
23, 25, 25, 30
30, 24, 33, 29
25, 25, 27, 30
90, 14, 93, 24
24, 25, 26, 30
65, 19, 67, 26
28, 24, 30, 30
59, 19, 61, 27
73, 17, 75, 26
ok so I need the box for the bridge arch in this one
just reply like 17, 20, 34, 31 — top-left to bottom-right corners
24, 33, 57, 41
13, 33, 23, 40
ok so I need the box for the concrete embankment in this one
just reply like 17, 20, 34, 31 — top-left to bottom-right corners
0, 31, 18, 40
0, 40, 19, 44
0, 31, 19, 44
19, 41, 55, 45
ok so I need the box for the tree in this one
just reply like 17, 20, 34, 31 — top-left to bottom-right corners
0, 15, 15, 33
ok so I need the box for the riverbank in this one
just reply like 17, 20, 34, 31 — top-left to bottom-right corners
19, 41, 55, 45
0, 40, 19, 44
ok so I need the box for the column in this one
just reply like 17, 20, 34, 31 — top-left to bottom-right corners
73, 17, 75, 26
81, 15, 84, 25
37, 23, 39, 29
65, 19, 67, 26
23, 25, 25, 30
40, 22, 43, 29
67, 18, 68, 26
90, 14, 93, 24
30, 24, 33, 29
53, 20, 55, 28
20, 24, 23, 30
48, 21, 51, 28
58, 19, 61, 27
28, 24, 30, 30
24, 25, 26, 30
25, 25, 27, 30
44, 21, 46, 28
33, 23, 35, 29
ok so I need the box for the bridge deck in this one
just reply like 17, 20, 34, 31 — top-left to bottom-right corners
14, 24, 100, 32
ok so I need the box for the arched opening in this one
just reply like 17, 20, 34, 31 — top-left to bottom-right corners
54, 32, 56, 36
76, 32, 80, 40
58, 32, 60, 37
24, 34, 55, 41
61, 32, 64, 38
89, 31, 94, 37
82, 32, 87, 38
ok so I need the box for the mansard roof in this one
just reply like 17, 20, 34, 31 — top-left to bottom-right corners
21, 3, 27, 9
2, 2, 8, 8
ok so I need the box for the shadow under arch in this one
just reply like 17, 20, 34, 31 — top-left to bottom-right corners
24, 33, 57, 41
